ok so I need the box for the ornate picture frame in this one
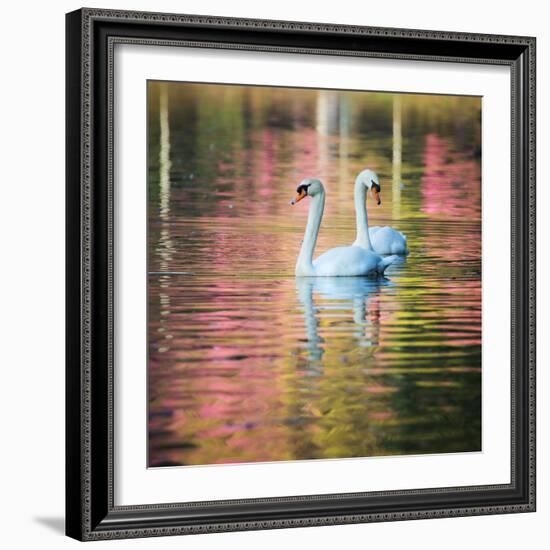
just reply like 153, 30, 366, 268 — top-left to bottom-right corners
66, 7, 536, 541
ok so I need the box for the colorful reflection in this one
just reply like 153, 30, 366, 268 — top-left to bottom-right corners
147, 82, 482, 467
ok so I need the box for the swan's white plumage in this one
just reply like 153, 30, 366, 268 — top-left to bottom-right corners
369, 226, 408, 256
293, 178, 397, 278
311, 246, 396, 277
352, 169, 409, 256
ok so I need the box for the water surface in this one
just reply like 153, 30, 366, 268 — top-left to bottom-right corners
147, 82, 482, 467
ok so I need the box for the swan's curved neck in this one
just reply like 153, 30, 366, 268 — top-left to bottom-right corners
296, 191, 325, 275
353, 180, 373, 250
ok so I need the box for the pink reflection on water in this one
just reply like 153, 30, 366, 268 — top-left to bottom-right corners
421, 134, 480, 218
258, 129, 275, 190
291, 127, 322, 179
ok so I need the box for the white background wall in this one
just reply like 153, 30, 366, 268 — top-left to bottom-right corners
0, 0, 546, 548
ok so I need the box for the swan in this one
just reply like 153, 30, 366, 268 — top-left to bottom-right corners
353, 169, 409, 255
291, 178, 397, 277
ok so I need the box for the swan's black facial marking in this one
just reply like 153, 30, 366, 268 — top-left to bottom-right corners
296, 183, 311, 196
291, 182, 312, 205
371, 180, 381, 193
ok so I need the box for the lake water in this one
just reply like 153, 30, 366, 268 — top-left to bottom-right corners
147, 82, 482, 467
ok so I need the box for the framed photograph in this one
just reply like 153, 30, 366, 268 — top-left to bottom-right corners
66, 7, 536, 541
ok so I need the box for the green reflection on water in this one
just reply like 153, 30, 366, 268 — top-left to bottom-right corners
147, 81, 481, 467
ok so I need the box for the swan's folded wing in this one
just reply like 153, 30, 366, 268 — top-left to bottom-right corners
369, 226, 409, 255
377, 254, 398, 274
313, 246, 381, 277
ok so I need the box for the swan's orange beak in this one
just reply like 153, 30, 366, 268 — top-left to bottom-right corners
291, 188, 307, 205
371, 187, 381, 206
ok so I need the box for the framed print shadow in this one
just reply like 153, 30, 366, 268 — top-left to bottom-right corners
66, 7, 536, 541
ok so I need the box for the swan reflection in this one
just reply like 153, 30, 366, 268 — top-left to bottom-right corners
296, 276, 392, 366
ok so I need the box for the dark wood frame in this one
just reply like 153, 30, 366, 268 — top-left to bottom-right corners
66, 7, 536, 541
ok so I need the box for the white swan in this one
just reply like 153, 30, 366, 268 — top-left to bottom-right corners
353, 169, 409, 256
291, 179, 397, 277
